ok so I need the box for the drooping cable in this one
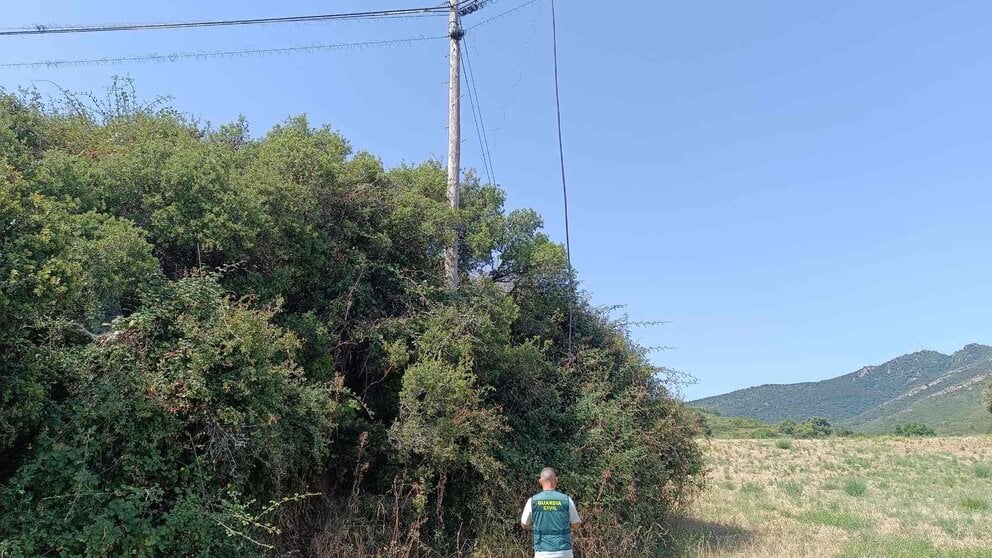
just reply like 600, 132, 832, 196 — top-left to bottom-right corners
461, 35, 497, 186
550, 0, 575, 356
460, 51, 492, 187
0, 35, 445, 69
0, 5, 451, 37
0, 1, 531, 70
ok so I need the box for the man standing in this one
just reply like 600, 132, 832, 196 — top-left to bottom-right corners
520, 467, 581, 558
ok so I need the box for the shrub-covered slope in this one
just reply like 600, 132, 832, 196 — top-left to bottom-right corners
692, 344, 992, 433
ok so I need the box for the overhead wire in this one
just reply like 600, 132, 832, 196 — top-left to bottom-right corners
466, 0, 542, 31
0, 5, 452, 37
460, 50, 492, 186
460, 35, 496, 187
549, 0, 575, 355
0, 0, 531, 70
0, 36, 446, 69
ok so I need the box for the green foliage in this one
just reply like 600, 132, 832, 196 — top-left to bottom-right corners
689, 408, 777, 439
973, 463, 990, 479
775, 439, 793, 450
893, 422, 937, 437
391, 359, 505, 479
843, 478, 868, 497
838, 534, 992, 558
740, 482, 764, 496
0, 275, 348, 556
959, 497, 989, 512
833, 426, 857, 437
777, 480, 803, 500
0, 85, 702, 556
984, 381, 992, 416
777, 419, 797, 436
799, 509, 871, 531
794, 417, 833, 439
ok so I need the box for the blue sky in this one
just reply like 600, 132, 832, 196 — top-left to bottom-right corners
3, 1, 991, 400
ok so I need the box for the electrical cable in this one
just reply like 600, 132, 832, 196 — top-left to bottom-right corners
0, 35, 445, 69
0, 5, 452, 37
0, 1, 529, 69
466, 0, 542, 31
461, 35, 496, 186
550, 0, 575, 355
460, 52, 493, 187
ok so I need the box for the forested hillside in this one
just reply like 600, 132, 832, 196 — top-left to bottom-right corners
0, 83, 702, 557
692, 344, 992, 434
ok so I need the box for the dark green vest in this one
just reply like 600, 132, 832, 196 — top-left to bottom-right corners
531, 490, 572, 552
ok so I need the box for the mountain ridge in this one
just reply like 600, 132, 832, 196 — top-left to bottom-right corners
691, 344, 992, 434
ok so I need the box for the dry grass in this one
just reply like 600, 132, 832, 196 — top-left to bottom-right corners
670, 437, 992, 557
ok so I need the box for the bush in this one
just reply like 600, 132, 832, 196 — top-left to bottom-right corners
777, 419, 797, 436
0, 276, 349, 556
775, 439, 793, 450
893, 422, 937, 437
843, 478, 868, 497
794, 417, 833, 439
0, 86, 704, 556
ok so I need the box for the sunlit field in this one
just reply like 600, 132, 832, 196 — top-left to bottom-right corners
670, 437, 992, 558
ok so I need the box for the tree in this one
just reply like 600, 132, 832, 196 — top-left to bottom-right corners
777, 419, 797, 436
794, 417, 832, 439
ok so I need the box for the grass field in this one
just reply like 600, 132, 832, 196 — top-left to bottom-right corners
671, 437, 992, 557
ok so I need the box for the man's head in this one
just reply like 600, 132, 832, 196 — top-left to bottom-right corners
539, 467, 558, 490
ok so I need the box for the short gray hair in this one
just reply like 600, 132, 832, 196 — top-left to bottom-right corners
540, 467, 557, 481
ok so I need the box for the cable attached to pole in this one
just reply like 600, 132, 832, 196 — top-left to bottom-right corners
0, 5, 451, 37
550, 0, 575, 356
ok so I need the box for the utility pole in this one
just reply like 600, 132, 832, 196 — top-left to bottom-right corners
444, 0, 463, 289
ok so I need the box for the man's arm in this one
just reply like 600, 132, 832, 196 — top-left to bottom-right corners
520, 499, 533, 529
568, 497, 582, 526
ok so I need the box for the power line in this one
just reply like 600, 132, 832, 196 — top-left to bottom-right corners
550, 0, 575, 355
460, 36, 496, 186
0, 1, 532, 70
466, 0, 542, 31
460, 52, 492, 186
0, 36, 445, 69
0, 5, 452, 37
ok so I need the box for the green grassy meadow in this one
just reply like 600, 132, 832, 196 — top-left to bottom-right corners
671, 437, 992, 557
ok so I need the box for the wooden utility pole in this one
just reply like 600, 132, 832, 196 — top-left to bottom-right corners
444, 0, 463, 289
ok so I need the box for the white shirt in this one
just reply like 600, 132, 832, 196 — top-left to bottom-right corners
520, 495, 581, 558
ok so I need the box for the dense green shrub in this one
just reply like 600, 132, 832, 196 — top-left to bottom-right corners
794, 417, 833, 439
0, 276, 350, 556
0, 84, 702, 556
843, 478, 868, 497
893, 422, 937, 437
689, 408, 776, 438
777, 419, 797, 436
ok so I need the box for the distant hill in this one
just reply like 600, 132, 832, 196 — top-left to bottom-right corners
691, 344, 992, 435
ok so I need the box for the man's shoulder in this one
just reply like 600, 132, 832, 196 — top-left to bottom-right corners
532, 490, 571, 500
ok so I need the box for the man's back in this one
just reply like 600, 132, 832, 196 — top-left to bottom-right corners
520, 489, 581, 558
